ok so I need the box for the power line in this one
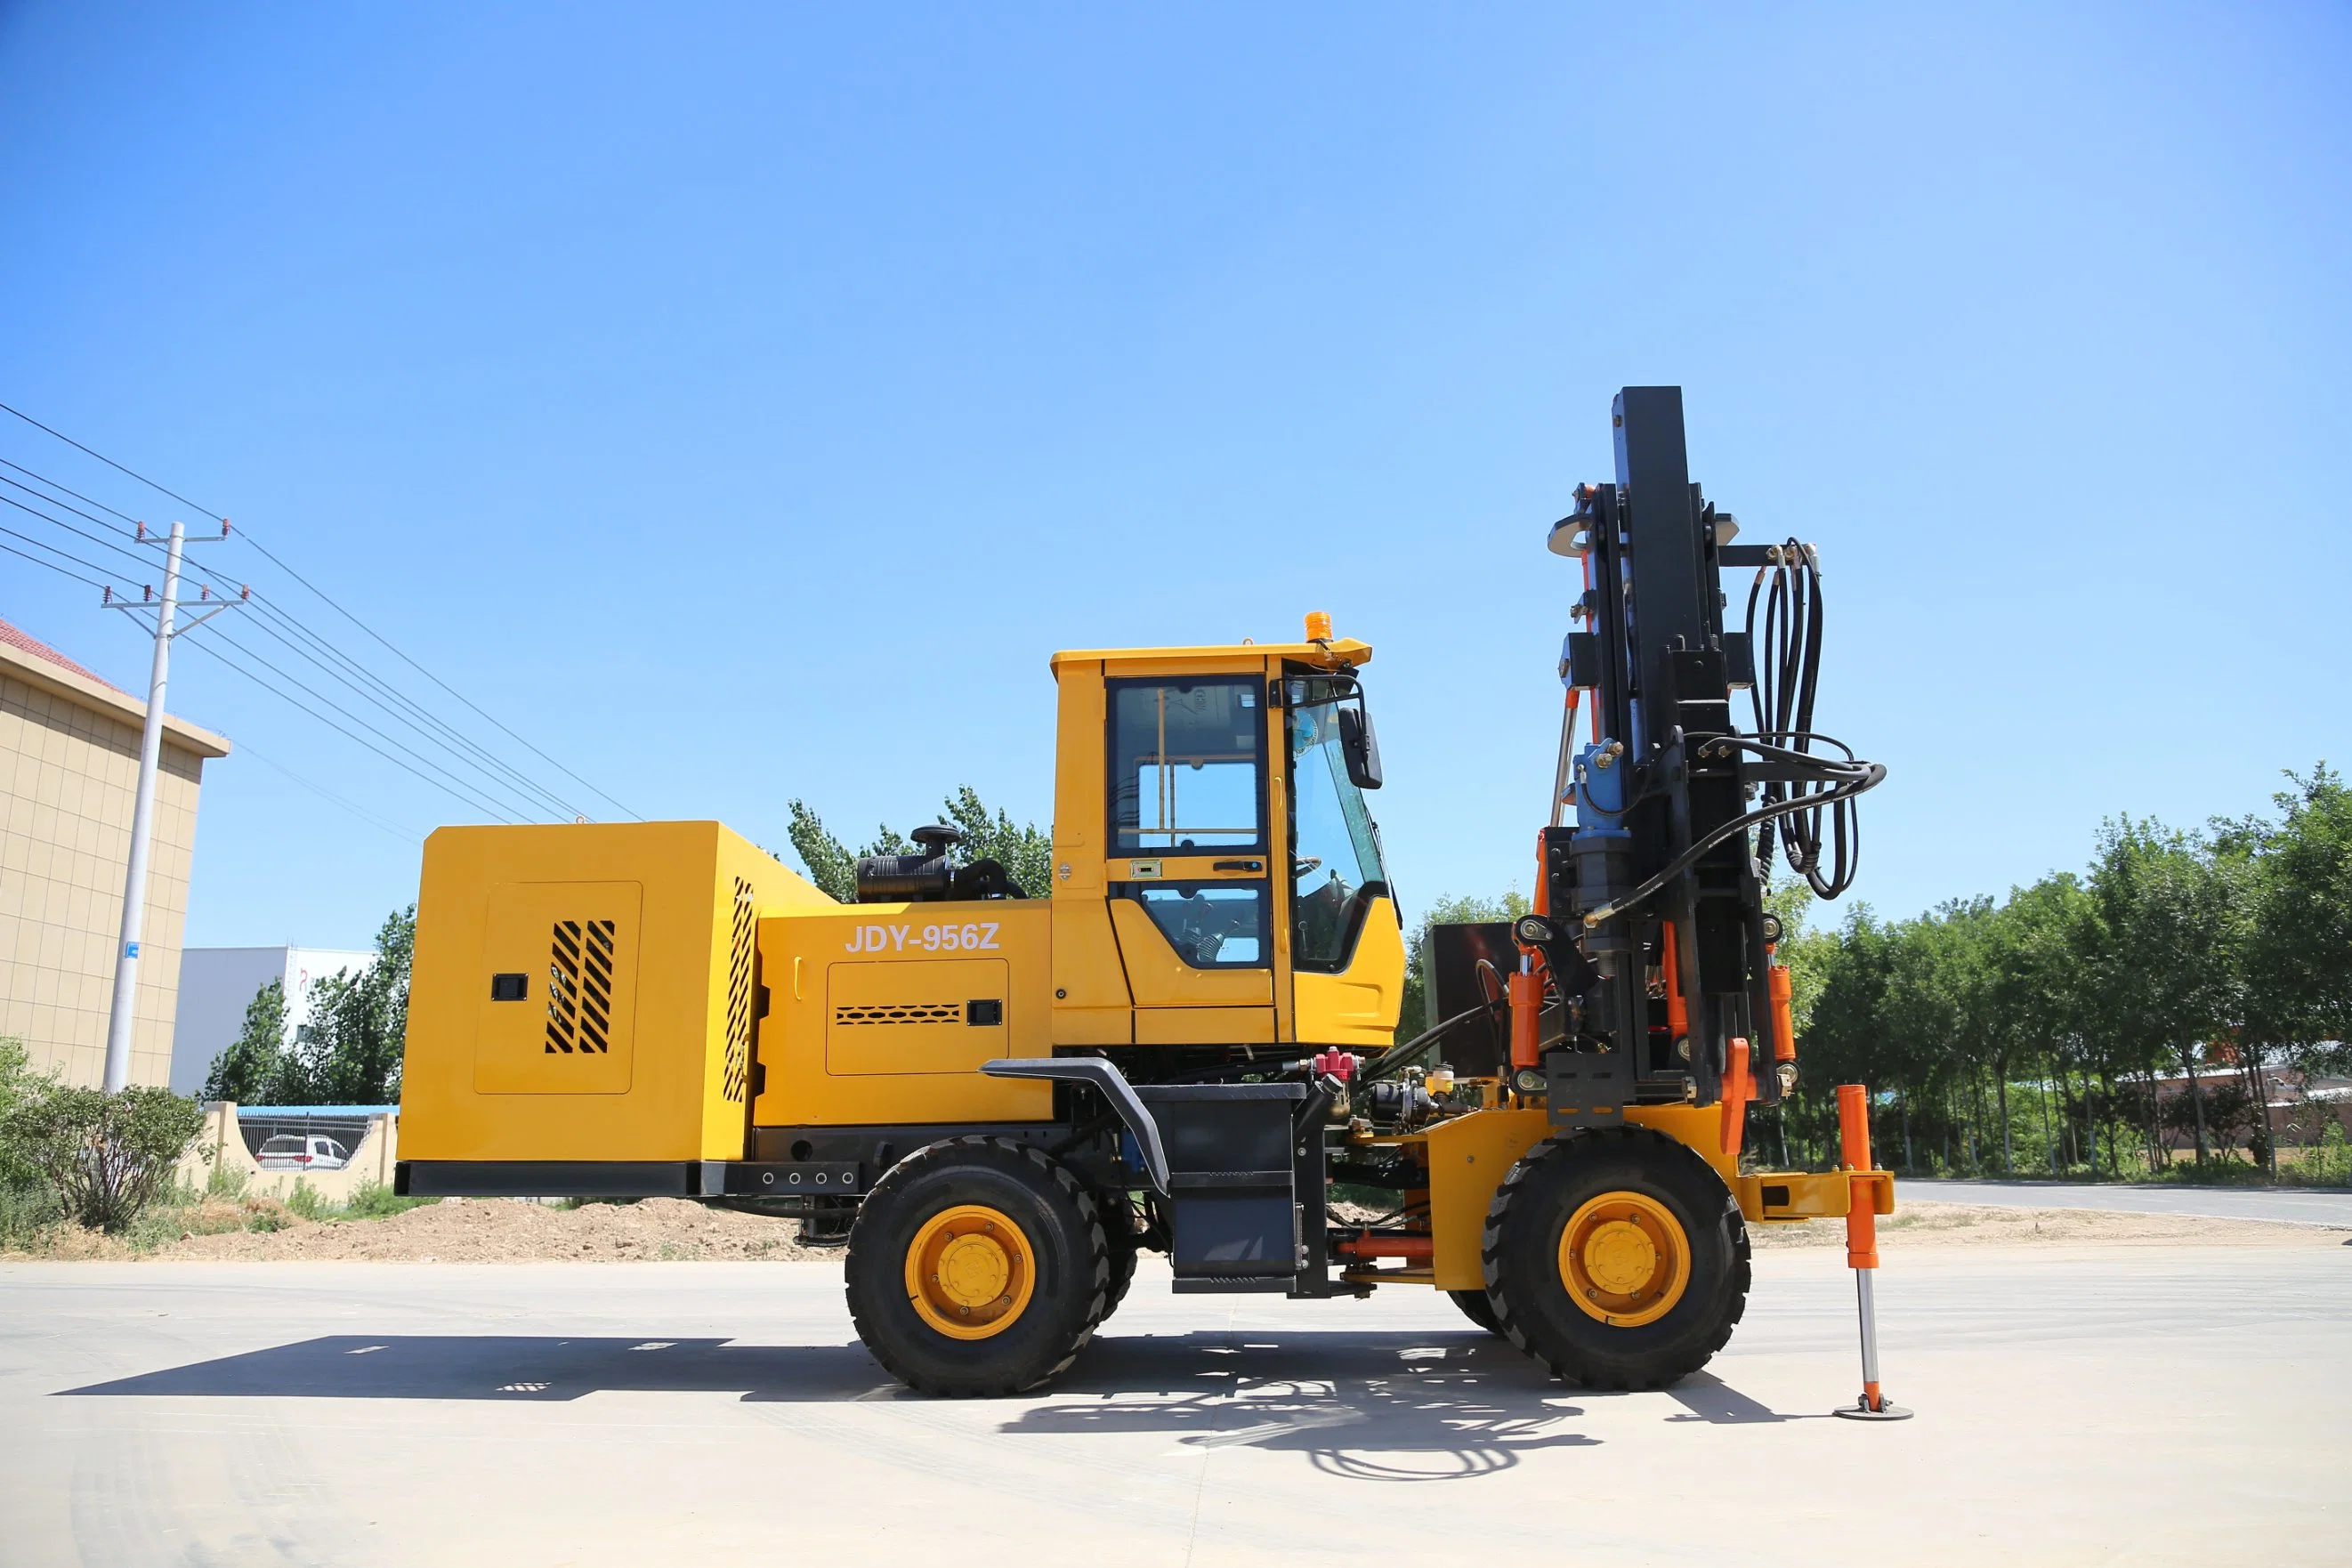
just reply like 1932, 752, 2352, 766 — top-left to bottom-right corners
0, 493, 577, 819
0, 523, 471, 836
231, 583, 592, 817
0, 465, 152, 540
1, 401, 638, 820
187, 618, 547, 822
176, 625, 523, 823
2, 516, 564, 820
0, 456, 145, 531
0, 489, 168, 576
234, 740, 422, 845
234, 529, 642, 820
226, 598, 584, 820
0, 524, 124, 584
0, 506, 530, 826
4, 404, 639, 822
0, 400, 223, 523
0, 537, 107, 588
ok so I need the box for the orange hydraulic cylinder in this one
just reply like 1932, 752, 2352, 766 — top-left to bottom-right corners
1838, 1082, 1879, 1270
1515, 828, 1549, 1074
1508, 968, 1543, 1071
1767, 961, 1796, 1062
1719, 1037, 1752, 1160
1338, 1233, 1435, 1261
1661, 925, 1688, 1043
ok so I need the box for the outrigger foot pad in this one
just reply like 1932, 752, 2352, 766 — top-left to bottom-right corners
1832, 1394, 1913, 1421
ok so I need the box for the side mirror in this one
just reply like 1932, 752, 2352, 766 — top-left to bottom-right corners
1338, 703, 1383, 790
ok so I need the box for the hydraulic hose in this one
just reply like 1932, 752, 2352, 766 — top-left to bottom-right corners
1580, 744, 1885, 930
1745, 539, 1866, 898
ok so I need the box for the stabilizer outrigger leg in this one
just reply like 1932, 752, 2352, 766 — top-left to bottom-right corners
1832, 1081, 1912, 1421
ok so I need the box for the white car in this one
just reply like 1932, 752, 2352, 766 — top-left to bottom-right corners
256, 1134, 350, 1172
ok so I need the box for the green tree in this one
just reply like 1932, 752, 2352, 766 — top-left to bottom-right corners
2085, 820, 2244, 1166
292, 907, 416, 1104
1976, 876, 2098, 1175
202, 977, 289, 1103
2237, 766, 2352, 1078
1393, 890, 1529, 1045
786, 790, 1050, 903
214, 909, 416, 1107
785, 800, 865, 901
1894, 901, 1992, 1171
1785, 903, 1893, 1167
939, 785, 1054, 902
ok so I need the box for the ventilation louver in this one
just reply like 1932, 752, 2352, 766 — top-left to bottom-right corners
723, 877, 756, 1103
545, 919, 617, 1054
834, 1002, 962, 1026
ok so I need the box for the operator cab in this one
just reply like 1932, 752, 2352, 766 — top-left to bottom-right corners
1046, 618, 1404, 1063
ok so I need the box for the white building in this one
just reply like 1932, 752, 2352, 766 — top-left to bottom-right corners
167, 945, 375, 1095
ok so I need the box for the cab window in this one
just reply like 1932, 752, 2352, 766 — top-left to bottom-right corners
1109, 680, 1265, 853
1288, 685, 1390, 971
1127, 883, 1267, 967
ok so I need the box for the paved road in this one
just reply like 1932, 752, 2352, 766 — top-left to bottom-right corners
1905, 1177, 2352, 1226
4, 1245, 2347, 1568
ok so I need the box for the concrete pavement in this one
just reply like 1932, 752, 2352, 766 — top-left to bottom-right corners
4, 1245, 2346, 1567
1904, 1177, 2352, 1225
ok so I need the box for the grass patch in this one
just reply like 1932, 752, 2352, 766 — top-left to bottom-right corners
2121, 1159, 2278, 1187
0, 1175, 438, 1257
342, 1180, 436, 1219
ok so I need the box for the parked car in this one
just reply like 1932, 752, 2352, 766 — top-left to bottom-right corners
256, 1134, 350, 1171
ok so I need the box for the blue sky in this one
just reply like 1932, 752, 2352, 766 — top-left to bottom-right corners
2, 4, 2346, 950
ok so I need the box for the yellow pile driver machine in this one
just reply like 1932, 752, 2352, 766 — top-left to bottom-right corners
398, 387, 1901, 1407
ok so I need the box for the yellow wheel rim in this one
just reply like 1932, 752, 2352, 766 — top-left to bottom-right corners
1557, 1190, 1691, 1328
905, 1204, 1036, 1340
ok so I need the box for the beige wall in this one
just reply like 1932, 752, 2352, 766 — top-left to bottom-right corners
174, 1102, 401, 1203
0, 648, 226, 1087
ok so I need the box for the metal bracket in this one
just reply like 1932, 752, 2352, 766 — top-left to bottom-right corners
1544, 1049, 1628, 1129
698, 1160, 861, 1198
980, 1057, 1171, 1196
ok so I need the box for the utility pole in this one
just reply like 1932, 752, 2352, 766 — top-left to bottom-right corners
100, 520, 240, 1092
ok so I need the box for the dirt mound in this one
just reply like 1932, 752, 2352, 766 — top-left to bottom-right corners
1747, 1200, 2341, 1249
155, 1197, 836, 1263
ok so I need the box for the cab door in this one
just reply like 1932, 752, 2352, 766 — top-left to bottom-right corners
1282, 671, 1405, 1048
1103, 675, 1278, 1045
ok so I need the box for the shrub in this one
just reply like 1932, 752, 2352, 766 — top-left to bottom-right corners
4, 1082, 206, 1233
342, 1181, 433, 1219
0, 1181, 61, 1251
2281, 1121, 2352, 1188
0, 1038, 45, 1190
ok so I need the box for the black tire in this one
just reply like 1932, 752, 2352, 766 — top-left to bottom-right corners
1096, 1193, 1142, 1324
1482, 1127, 1750, 1390
1449, 1289, 1503, 1335
845, 1136, 1107, 1396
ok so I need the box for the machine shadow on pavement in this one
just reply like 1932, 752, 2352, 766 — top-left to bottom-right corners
57, 1327, 1812, 1477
